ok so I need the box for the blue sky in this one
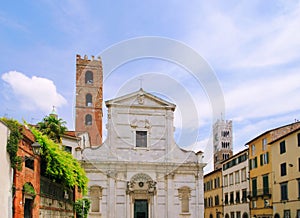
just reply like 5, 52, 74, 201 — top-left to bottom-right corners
1, 0, 300, 172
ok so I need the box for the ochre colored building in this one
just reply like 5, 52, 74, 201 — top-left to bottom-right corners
204, 168, 223, 218
246, 122, 300, 218
270, 125, 300, 218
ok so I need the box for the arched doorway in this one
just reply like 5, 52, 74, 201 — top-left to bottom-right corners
274, 213, 280, 218
23, 183, 36, 218
242, 212, 249, 218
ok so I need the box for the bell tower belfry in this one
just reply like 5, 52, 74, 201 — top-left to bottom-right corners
213, 119, 233, 170
75, 54, 103, 146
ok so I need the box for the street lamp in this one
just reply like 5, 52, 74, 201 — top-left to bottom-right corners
31, 141, 41, 155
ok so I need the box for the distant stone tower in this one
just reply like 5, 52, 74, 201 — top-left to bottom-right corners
213, 119, 233, 170
75, 54, 103, 146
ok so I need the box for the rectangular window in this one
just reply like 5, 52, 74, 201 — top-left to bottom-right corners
230, 192, 234, 204
251, 144, 256, 156
284, 210, 291, 218
214, 177, 220, 189
64, 146, 72, 153
236, 212, 241, 218
260, 152, 269, 166
280, 182, 288, 200
263, 174, 269, 194
281, 163, 287, 176
252, 200, 256, 208
25, 157, 34, 170
298, 179, 300, 199
225, 193, 228, 205
231, 212, 235, 218
252, 178, 257, 197
262, 138, 267, 151
242, 189, 247, 203
250, 157, 258, 169
224, 175, 228, 187
235, 171, 240, 184
215, 195, 219, 206
241, 168, 247, 181
280, 141, 286, 154
204, 198, 207, 208
208, 197, 213, 207
298, 133, 300, 147
236, 191, 240, 203
136, 131, 147, 147
299, 157, 300, 172
229, 173, 234, 185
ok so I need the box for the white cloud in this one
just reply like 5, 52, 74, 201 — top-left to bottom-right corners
225, 70, 300, 120
235, 2, 300, 68
184, 1, 300, 70
2, 71, 67, 113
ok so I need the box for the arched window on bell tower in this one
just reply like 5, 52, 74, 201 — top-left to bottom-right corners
85, 114, 92, 126
85, 71, 93, 84
86, 93, 93, 107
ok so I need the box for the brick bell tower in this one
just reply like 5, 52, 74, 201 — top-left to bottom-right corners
75, 54, 103, 146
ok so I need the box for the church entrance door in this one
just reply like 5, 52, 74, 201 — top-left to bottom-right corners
134, 199, 148, 218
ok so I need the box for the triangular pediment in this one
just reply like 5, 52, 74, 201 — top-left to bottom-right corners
105, 89, 176, 110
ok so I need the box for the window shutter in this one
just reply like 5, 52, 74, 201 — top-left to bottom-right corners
260, 154, 263, 166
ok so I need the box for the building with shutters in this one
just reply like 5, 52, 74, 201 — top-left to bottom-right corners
203, 168, 223, 218
269, 125, 300, 218
222, 148, 249, 218
246, 121, 300, 218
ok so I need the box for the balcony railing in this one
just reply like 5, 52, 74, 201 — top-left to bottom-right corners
248, 188, 271, 199
40, 176, 74, 203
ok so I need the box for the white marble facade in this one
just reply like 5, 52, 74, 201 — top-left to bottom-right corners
79, 89, 206, 218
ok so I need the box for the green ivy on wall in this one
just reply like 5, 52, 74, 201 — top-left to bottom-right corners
23, 182, 36, 197
30, 127, 88, 194
0, 118, 23, 171
74, 198, 91, 218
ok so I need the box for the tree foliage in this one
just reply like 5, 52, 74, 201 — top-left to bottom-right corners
30, 127, 88, 194
74, 198, 91, 218
36, 115, 67, 143
0, 117, 23, 171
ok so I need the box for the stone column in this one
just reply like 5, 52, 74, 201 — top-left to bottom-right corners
166, 174, 174, 218
107, 171, 116, 217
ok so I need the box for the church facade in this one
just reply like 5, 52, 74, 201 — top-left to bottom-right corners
78, 88, 206, 218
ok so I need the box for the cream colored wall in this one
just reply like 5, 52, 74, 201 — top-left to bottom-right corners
222, 150, 249, 218
0, 121, 13, 218
82, 91, 206, 218
271, 129, 300, 218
